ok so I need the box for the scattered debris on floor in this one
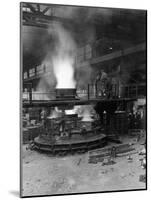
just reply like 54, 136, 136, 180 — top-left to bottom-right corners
51, 176, 77, 193
88, 143, 135, 164
140, 157, 146, 169
26, 141, 35, 150
139, 147, 146, 155
100, 168, 114, 175
77, 158, 82, 166
51, 177, 65, 193
127, 155, 133, 162
102, 157, 116, 166
139, 174, 146, 183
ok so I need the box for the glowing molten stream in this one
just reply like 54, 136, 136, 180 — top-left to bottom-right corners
53, 56, 76, 89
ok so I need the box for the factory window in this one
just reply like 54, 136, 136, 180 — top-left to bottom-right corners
36, 65, 44, 75
24, 72, 28, 79
29, 68, 35, 77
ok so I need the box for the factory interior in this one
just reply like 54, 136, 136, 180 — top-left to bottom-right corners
21, 3, 147, 197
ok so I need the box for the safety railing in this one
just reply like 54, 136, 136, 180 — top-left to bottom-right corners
23, 92, 56, 101
120, 83, 146, 98
23, 83, 146, 103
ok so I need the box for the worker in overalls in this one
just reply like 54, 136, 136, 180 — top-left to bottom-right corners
96, 69, 112, 98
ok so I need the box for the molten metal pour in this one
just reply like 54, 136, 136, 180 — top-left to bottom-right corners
42, 88, 100, 140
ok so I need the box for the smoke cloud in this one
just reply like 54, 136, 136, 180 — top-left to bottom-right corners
34, 6, 114, 92
49, 22, 77, 88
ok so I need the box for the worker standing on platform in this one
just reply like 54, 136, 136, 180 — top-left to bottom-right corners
100, 69, 108, 81
95, 69, 112, 98
96, 69, 108, 83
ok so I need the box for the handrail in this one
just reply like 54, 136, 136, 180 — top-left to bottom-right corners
22, 82, 146, 102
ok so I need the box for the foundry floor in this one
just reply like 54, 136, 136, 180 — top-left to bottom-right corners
21, 135, 146, 197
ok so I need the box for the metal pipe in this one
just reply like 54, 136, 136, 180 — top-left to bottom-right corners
95, 83, 98, 98
88, 84, 90, 100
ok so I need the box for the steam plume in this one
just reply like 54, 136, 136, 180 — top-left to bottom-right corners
49, 22, 77, 88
